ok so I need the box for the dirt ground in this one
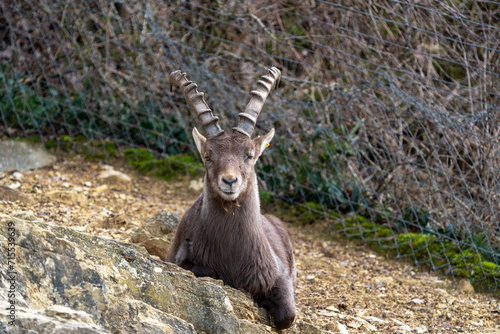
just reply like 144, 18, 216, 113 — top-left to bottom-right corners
1, 156, 499, 333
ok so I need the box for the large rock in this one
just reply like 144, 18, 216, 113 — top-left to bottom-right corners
130, 210, 180, 244
0, 140, 56, 172
0, 212, 330, 334
130, 210, 180, 261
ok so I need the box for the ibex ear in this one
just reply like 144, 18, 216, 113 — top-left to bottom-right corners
253, 128, 275, 158
192, 127, 206, 156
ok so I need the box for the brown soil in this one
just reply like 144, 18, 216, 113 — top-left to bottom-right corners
1, 156, 499, 333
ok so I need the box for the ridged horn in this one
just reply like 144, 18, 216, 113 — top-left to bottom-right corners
169, 70, 224, 138
233, 67, 281, 138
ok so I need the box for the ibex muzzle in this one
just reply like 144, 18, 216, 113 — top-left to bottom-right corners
167, 68, 296, 330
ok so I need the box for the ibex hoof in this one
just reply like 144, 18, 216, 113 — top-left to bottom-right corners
274, 306, 295, 330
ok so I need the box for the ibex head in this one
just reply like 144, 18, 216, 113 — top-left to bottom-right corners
169, 68, 280, 202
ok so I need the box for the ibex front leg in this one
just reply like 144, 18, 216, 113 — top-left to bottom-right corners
270, 276, 296, 330
256, 271, 296, 329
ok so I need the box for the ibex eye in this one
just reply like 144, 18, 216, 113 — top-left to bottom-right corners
204, 154, 211, 161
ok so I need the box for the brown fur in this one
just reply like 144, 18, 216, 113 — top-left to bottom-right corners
167, 131, 296, 330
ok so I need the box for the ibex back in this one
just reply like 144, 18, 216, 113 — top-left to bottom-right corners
166, 68, 296, 330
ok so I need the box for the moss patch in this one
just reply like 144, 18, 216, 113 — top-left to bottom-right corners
317, 213, 500, 292
123, 148, 203, 181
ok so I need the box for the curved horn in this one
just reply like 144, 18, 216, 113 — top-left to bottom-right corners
233, 67, 281, 138
169, 70, 224, 138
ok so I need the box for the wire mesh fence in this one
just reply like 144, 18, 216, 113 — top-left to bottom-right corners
1, 0, 499, 290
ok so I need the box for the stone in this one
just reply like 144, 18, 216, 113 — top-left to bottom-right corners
96, 214, 128, 229
344, 316, 377, 332
0, 185, 35, 204
7, 182, 21, 189
336, 321, 350, 334
318, 311, 338, 318
360, 316, 388, 324
360, 319, 377, 332
326, 305, 340, 312
373, 276, 394, 285
139, 210, 180, 237
0, 140, 56, 172
12, 171, 24, 179
346, 320, 362, 329
188, 178, 204, 192
130, 210, 181, 261
98, 166, 132, 189
46, 190, 87, 207
139, 238, 171, 261
457, 279, 475, 293
409, 298, 425, 305
434, 288, 448, 295
0, 305, 109, 334
93, 184, 108, 196
293, 321, 337, 333
323, 322, 340, 332
0, 213, 327, 333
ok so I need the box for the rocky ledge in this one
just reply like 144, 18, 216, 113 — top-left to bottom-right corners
0, 212, 330, 334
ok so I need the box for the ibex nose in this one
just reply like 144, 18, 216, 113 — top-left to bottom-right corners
222, 177, 238, 186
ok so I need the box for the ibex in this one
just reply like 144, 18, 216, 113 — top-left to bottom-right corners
167, 68, 296, 330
